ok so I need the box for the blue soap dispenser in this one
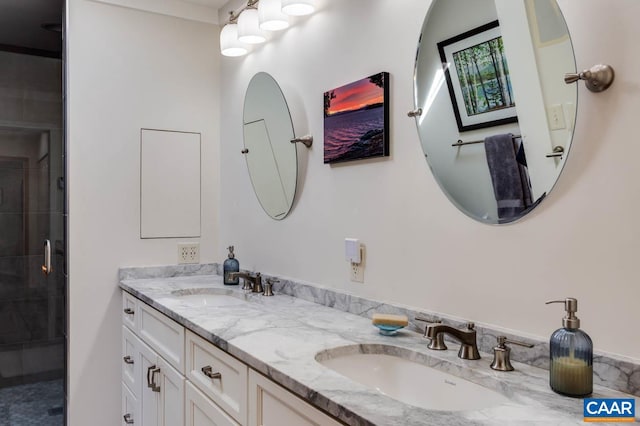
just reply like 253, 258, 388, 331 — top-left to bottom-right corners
223, 246, 239, 285
545, 298, 593, 397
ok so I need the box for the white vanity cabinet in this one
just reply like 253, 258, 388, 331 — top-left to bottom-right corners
121, 294, 185, 426
121, 290, 344, 426
248, 370, 342, 426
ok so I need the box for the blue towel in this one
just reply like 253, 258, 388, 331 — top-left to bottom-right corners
484, 134, 533, 222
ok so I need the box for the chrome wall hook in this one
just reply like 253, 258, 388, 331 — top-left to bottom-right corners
290, 135, 313, 148
565, 64, 615, 93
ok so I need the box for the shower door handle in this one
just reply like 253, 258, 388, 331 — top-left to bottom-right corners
42, 239, 52, 276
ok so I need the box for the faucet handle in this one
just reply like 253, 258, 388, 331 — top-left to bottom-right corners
490, 336, 535, 371
415, 317, 447, 350
263, 278, 278, 296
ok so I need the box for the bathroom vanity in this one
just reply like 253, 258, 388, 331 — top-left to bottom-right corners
119, 268, 638, 425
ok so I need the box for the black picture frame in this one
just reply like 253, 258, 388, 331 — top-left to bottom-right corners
437, 21, 518, 132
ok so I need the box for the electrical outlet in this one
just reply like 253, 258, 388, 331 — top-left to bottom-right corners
349, 245, 365, 283
178, 243, 200, 264
350, 262, 364, 283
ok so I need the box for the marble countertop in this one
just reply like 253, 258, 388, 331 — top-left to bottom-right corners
120, 274, 638, 426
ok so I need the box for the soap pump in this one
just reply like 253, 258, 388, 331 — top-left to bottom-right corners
223, 246, 240, 285
545, 298, 593, 397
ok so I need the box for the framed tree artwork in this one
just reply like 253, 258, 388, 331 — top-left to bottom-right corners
437, 20, 518, 132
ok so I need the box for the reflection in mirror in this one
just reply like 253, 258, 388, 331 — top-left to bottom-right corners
243, 72, 297, 220
414, 0, 576, 224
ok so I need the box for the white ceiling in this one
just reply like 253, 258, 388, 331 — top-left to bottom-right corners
0, 0, 63, 54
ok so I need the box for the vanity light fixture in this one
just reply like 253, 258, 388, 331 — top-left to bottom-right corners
259, 0, 290, 31
237, 8, 266, 44
281, 0, 315, 16
220, 23, 248, 57
220, 0, 314, 57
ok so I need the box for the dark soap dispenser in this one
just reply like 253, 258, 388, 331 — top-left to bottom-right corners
545, 298, 593, 397
223, 246, 239, 285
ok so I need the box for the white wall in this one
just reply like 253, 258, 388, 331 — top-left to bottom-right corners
219, 0, 640, 362
67, 1, 220, 424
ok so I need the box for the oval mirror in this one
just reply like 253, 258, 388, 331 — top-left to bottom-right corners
243, 72, 297, 220
414, 0, 576, 224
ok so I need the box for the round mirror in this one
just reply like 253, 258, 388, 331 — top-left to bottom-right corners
243, 72, 297, 220
414, 0, 576, 224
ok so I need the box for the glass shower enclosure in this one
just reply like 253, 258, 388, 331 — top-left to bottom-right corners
0, 3, 66, 423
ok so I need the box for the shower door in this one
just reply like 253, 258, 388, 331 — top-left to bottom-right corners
0, 45, 65, 426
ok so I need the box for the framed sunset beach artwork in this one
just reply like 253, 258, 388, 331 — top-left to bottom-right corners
323, 72, 389, 164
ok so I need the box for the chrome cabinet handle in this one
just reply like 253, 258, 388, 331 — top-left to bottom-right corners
146, 365, 156, 388
124, 308, 135, 315
201, 365, 222, 380
42, 239, 52, 276
123, 413, 134, 424
123, 356, 134, 365
149, 367, 161, 392
407, 108, 423, 117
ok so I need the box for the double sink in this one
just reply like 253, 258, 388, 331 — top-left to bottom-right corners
165, 287, 510, 413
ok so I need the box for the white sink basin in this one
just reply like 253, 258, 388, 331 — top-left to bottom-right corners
165, 289, 248, 307
319, 353, 509, 411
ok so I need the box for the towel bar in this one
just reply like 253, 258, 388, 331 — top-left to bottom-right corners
452, 135, 521, 147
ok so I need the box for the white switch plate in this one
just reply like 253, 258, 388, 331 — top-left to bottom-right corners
178, 243, 200, 264
548, 104, 566, 130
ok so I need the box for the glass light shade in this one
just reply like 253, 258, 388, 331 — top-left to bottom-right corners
281, 0, 315, 16
237, 9, 266, 44
220, 24, 248, 57
259, 0, 290, 31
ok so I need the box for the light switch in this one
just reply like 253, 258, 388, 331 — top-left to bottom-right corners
548, 104, 566, 130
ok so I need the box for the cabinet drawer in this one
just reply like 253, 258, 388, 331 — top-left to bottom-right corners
122, 382, 139, 426
186, 330, 247, 425
186, 381, 240, 426
122, 326, 141, 397
139, 303, 185, 373
122, 291, 138, 330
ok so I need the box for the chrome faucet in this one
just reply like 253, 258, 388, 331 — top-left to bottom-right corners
424, 322, 481, 360
228, 271, 263, 293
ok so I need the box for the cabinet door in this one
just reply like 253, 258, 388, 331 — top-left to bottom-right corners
123, 382, 139, 425
158, 356, 185, 426
185, 382, 240, 426
186, 331, 247, 425
139, 339, 160, 426
123, 326, 141, 397
248, 370, 343, 426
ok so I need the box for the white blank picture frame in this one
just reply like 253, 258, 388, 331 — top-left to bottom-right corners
140, 129, 201, 238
